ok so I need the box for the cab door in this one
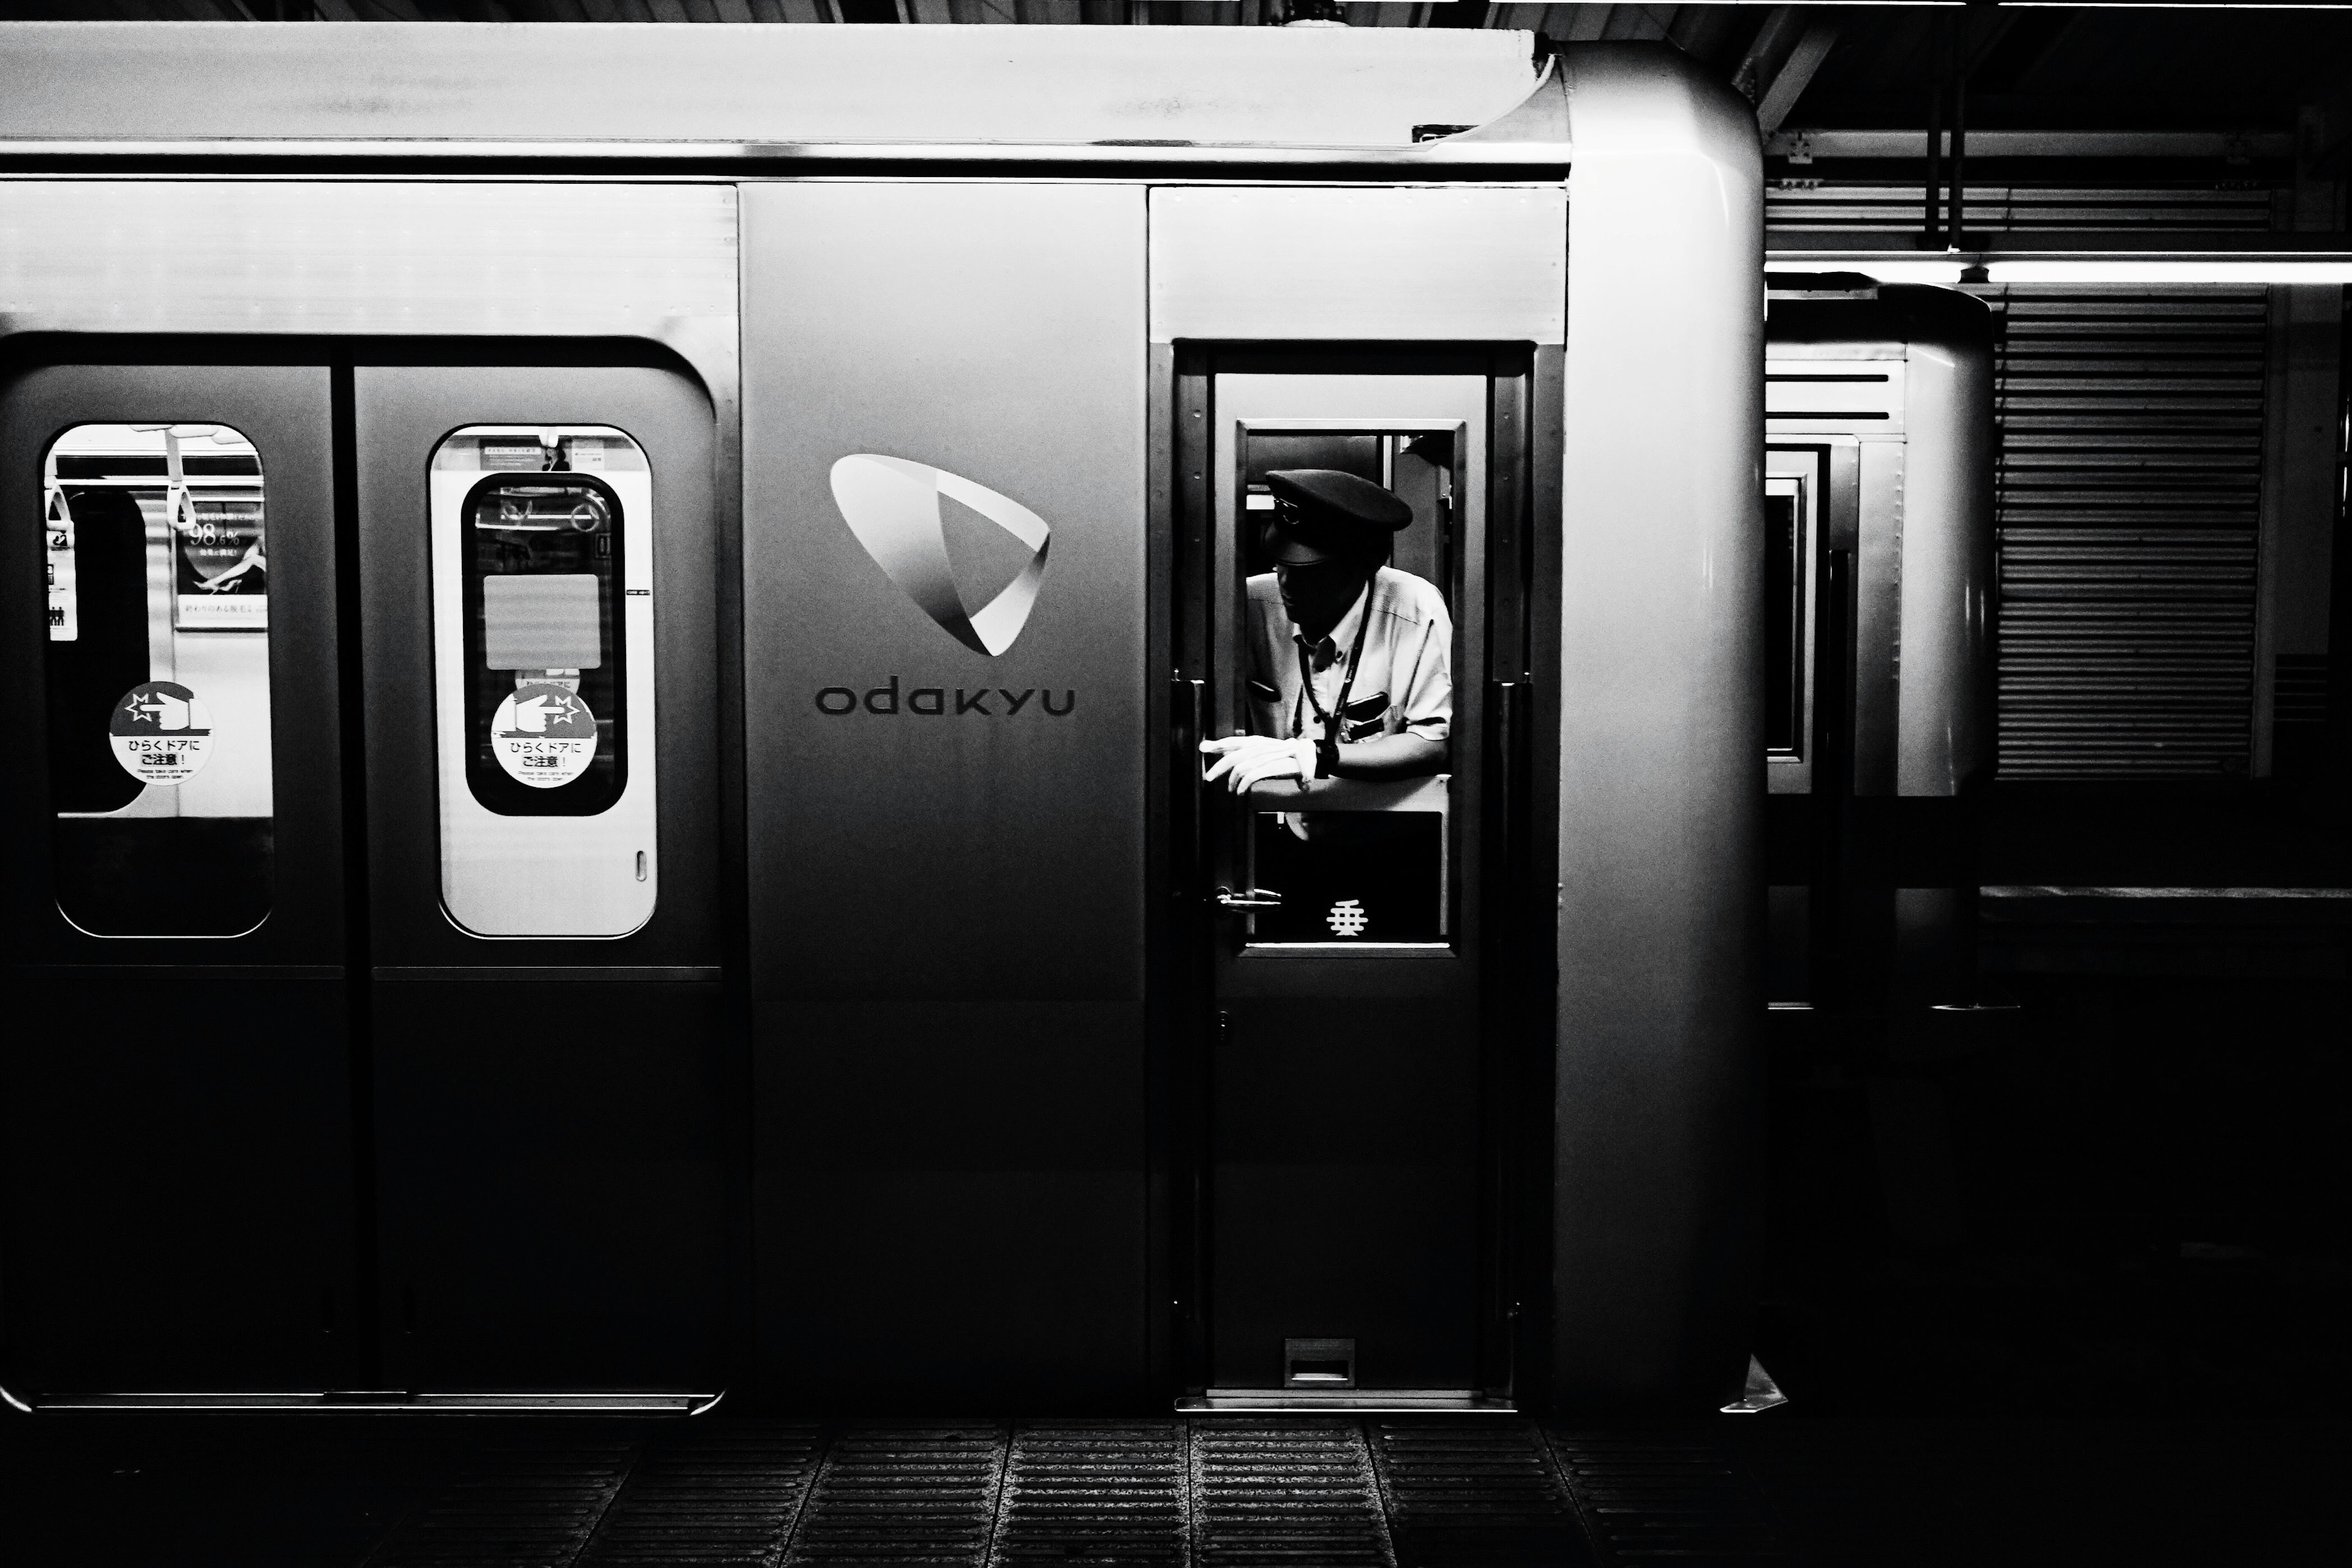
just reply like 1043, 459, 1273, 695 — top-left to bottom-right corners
1175, 357, 1528, 1404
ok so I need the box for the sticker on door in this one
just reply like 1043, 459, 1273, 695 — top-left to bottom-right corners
109, 680, 213, 785
492, 680, 598, 788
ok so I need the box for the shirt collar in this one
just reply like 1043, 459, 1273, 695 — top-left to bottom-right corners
1292, 578, 1373, 669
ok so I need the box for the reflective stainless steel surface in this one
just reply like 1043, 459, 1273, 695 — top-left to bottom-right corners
1853, 431, 1907, 797
0, 23, 1540, 153
1896, 320, 1996, 797
741, 180, 1150, 1407
0, 181, 737, 393
1768, 290, 1996, 799
1552, 43, 1764, 1411
0, 31, 1782, 1414
1150, 187, 1567, 345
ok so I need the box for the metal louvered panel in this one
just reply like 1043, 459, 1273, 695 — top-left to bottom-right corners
1767, 183, 2281, 235
1988, 287, 2271, 778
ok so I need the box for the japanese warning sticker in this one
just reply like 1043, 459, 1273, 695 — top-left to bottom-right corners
110, 681, 213, 785
492, 681, 598, 788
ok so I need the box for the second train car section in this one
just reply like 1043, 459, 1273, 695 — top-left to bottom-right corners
1762, 279, 1997, 1051
0, 24, 1762, 1415
3, 358, 727, 1406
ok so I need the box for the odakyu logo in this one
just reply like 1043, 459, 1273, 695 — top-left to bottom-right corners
829, 454, 1051, 657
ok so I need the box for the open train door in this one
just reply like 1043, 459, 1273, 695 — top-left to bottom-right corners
1172, 356, 1537, 1407
1148, 179, 1563, 1412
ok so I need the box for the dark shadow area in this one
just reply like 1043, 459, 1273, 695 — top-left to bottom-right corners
1761, 925, 2352, 1423
1, 1412, 2342, 1567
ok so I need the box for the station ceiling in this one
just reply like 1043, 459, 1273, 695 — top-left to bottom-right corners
11, 4, 2352, 144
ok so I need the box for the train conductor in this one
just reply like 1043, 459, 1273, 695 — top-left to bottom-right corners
1200, 468, 1453, 793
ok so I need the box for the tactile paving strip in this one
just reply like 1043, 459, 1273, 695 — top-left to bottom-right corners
1541, 1431, 1788, 1568
577, 1421, 825, 1566
1367, 1420, 1593, 1568
1190, 1419, 1396, 1568
986, 1421, 1189, 1567
780, 1423, 1008, 1567
367, 1430, 645, 1568
345, 1415, 1795, 1568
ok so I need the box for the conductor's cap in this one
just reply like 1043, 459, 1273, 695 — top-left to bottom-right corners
1265, 469, 1414, 541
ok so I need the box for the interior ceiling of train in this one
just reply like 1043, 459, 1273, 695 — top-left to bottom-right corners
16, 4, 2352, 146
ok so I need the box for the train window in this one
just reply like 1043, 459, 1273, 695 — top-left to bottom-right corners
43, 423, 273, 937
439, 430, 633, 818
430, 426, 656, 938
1763, 450, 1823, 794
1765, 477, 1804, 756
1232, 430, 1456, 948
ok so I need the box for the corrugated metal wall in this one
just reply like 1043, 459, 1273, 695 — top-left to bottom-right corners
1983, 287, 2272, 778
1765, 182, 2283, 236
1770, 180, 2283, 779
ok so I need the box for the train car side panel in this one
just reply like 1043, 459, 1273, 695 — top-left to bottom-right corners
742, 181, 1150, 1408
1896, 311, 1997, 799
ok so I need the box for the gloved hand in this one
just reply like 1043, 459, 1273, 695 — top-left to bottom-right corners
1199, 734, 1318, 793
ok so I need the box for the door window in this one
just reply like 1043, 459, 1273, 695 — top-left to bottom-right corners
1229, 429, 1460, 949
43, 423, 273, 937
430, 426, 657, 938
1765, 477, 1803, 757
1765, 447, 1826, 793
448, 437, 630, 816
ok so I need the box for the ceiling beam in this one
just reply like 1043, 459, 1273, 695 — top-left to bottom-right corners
1730, 5, 1804, 105
1754, 19, 1836, 135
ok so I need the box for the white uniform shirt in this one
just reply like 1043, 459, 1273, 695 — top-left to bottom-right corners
1243, 567, 1453, 747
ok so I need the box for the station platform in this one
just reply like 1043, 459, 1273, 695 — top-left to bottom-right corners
1, 1411, 2339, 1567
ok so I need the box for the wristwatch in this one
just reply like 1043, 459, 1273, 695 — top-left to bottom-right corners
1314, 739, 1339, 779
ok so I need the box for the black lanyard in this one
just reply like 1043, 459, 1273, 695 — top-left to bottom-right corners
1291, 590, 1374, 745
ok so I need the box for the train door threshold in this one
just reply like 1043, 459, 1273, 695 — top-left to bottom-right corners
1180, 1389, 1515, 1414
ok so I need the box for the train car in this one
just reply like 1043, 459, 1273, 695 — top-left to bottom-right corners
0, 22, 1759, 1415
1762, 278, 1997, 1053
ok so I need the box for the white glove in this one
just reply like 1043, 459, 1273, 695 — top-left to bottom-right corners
1199, 734, 1318, 793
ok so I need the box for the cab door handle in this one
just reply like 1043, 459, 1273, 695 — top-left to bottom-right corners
1213, 886, 1283, 911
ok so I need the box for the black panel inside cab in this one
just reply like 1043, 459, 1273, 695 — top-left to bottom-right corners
1250, 812, 1443, 943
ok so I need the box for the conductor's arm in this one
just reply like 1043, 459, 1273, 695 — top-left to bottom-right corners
1325, 731, 1445, 780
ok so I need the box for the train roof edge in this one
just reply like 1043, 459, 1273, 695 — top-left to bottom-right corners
1768, 283, 1998, 360
0, 20, 1555, 156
